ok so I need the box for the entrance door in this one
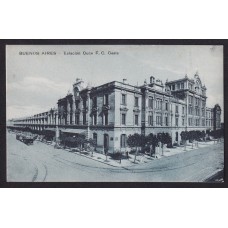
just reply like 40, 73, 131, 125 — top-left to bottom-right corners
104, 134, 109, 152
175, 132, 178, 142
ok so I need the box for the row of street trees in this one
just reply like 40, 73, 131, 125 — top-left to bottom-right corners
208, 129, 224, 141
127, 133, 172, 162
180, 130, 206, 150
60, 134, 97, 154
180, 129, 224, 149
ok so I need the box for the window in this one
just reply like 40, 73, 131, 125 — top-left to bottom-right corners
156, 99, 162, 110
148, 115, 153, 126
165, 102, 168, 111
175, 117, 178, 126
156, 114, 162, 126
165, 116, 168, 126
122, 113, 126, 125
202, 119, 205, 126
189, 106, 193, 115
75, 114, 80, 125
83, 113, 86, 125
182, 118, 185, 126
202, 100, 206, 107
75, 101, 79, 109
182, 106, 185, 114
148, 97, 153, 108
202, 108, 205, 116
188, 118, 192, 126
189, 96, 193, 104
83, 99, 86, 109
93, 114, 97, 125
181, 83, 184, 89
104, 112, 108, 125
177, 83, 180, 89
175, 105, 179, 113
93, 133, 97, 145
196, 119, 199, 126
195, 107, 200, 116
122, 94, 126, 105
172, 85, 175, 90
104, 94, 109, 105
93, 97, 97, 107
135, 114, 139, 125
120, 134, 127, 148
70, 113, 72, 124
134, 97, 139, 107
195, 98, 198, 106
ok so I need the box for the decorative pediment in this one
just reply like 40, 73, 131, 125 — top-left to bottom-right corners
91, 107, 99, 113
102, 105, 111, 111
120, 107, 129, 112
75, 109, 81, 114
133, 107, 141, 112
82, 107, 88, 113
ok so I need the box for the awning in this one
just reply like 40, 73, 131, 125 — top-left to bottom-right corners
60, 128, 87, 135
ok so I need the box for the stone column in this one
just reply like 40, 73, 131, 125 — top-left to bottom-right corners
48, 114, 50, 125
67, 100, 70, 125
87, 93, 91, 139
72, 100, 75, 125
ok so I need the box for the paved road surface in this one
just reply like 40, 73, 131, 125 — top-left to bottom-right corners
7, 133, 224, 182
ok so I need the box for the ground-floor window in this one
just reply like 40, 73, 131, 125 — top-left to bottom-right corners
195, 119, 200, 126
156, 114, 162, 126
122, 113, 126, 125
188, 117, 193, 126
135, 114, 139, 125
93, 133, 97, 145
120, 134, 127, 148
70, 113, 72, 124
175, 132, 178, 142
202, 119, 205, 126
75, 114, 80, 125
165, 115, 168, 126
104, 112, 108, 125
83, 113, 86, 125
175, 117, 178, 126
93, 114, 97, 125
104, 134, 109, 151
148, 115, 153, 126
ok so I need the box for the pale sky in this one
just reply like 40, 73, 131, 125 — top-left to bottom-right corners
6, 45, 224, 121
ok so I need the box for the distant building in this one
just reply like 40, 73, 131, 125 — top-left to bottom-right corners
9, 73, 222, 153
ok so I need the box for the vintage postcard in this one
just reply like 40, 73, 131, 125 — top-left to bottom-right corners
6, 44, 224, 183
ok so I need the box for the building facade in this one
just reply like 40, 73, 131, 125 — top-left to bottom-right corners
10, 73, 222, 153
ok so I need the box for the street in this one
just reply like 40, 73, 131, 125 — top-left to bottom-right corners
7, 133, 224, 182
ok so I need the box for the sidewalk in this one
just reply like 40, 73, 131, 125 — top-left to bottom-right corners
37, 137, 223, 168
64, 148, 155, 168
161, 140, 223, 157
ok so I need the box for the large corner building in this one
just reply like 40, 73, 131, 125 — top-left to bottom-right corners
10, 73, 222, 153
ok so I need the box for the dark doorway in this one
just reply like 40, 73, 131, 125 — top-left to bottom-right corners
104, 134, 109, 152
175, 132, 178, 142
